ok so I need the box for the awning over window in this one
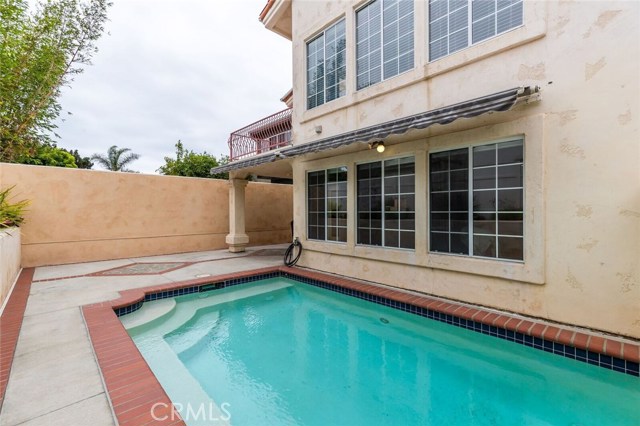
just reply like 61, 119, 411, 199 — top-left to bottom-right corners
212, 86, 539, 175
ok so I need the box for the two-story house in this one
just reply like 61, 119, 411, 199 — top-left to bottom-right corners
213, 0, 639, 341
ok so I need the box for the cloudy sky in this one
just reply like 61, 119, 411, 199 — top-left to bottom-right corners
54, 0, 292, 174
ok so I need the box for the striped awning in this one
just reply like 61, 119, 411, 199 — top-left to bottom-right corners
212, 86, 539, 174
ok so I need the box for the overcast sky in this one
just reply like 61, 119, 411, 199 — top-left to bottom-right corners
54, 0, 292, 174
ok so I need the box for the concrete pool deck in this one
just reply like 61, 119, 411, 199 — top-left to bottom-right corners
0, 245, 287, 426
1, 244, 638, 426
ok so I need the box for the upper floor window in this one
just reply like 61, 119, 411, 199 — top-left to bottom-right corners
429, 139, 524, 261
307, 19, 346, 110
357, 156, 415, 249
308, 167, 348, 242
356, 0, 414, 90
428, 0, 523, 61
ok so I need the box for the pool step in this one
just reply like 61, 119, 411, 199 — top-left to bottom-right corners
126, 280, 294, 363
165, 310, 221, 355
124, 280, 293, 335
134, 335, 230, 426
120, 298, 177, 331
165, 281, 296, 355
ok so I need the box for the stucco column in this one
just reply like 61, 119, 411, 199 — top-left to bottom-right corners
225, 179, 250, 253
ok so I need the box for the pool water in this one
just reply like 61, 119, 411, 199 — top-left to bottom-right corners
127, 278, 639, 426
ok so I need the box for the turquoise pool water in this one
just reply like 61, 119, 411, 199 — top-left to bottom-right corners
127, 278, 639, 426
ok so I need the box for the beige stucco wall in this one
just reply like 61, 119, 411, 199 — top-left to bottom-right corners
286, 1, 640, 338
0, 229, 21, 308
0, 163, 292, 267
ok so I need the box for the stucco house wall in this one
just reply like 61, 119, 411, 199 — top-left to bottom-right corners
282, 1, 639, 338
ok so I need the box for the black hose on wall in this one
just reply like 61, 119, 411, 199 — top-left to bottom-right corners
284, 238, 302, 267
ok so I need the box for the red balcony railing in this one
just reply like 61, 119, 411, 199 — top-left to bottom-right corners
228, 108, 292, 161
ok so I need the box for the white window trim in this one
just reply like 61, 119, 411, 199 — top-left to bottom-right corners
306, 167, 348, 244
428, 0, 525, 62
424, 115, 545, 284
306, 169, 326, 242
428, 137, 525, 262
297, 116, 544, 285
425, 0, 547, 78
306, 18, 347, 111
355, 0, 416, 91
355, 154, 416, 251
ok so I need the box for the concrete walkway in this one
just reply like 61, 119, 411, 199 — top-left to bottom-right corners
0, 245, 286, 426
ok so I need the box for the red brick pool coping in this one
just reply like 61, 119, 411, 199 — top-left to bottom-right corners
83, 301, 186, 425
81, 266, 638, 424
0, 268, 34, 412
1, 265, 638, 423
289, 267, 639, 362
82, 266, 287, 425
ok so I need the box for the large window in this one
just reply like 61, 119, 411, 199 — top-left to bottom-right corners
307, 167, 348, 242
429, 139, 524, 260
428, 0, 523, 61
356, 0, 414, 90
307, 19, 346, 110
357, 157, 415, 249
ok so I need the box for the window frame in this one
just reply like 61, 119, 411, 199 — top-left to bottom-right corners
306, 18, 347, 110
428, 0, 524, 62
355, 0, 415, 91
428, 137, 525, 262
356, 154, 416, 250
306, 166, 348, 243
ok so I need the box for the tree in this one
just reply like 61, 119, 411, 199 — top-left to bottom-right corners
91, 145, 140, 172
157, 141, 228, 179
18, 144, 77, 167
0, 0, 111, 162
65, 148, 92, 168
15, 145, 93, 168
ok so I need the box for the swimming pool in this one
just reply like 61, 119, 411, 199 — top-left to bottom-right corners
122, 276, 639, 426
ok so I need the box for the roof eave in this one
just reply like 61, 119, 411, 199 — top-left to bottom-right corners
259, 0, 292, 40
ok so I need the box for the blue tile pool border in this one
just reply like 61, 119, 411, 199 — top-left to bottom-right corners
281, 272, 639, 377
113, 268, 639, 377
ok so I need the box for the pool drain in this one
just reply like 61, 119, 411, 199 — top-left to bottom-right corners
380, 317, 389, 324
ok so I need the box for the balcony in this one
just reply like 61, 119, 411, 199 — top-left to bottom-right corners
228, 108, 292, 161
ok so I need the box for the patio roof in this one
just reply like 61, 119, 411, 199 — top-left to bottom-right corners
211, 86, 540, 175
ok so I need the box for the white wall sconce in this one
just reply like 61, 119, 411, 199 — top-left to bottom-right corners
314, 125, 322, 134
369, 141, 385, 153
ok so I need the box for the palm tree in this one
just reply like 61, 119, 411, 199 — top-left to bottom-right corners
91, 145, 140, 172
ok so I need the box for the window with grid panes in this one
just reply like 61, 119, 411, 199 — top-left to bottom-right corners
428, 0, 523, 61
356, 0, 414, 90
307, 171, 326, 240
357, 156, 415, 249
429, 139, 524, 260
307, 19, 346, 109
307, 167, 348, 242
326, 167, 348, 242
